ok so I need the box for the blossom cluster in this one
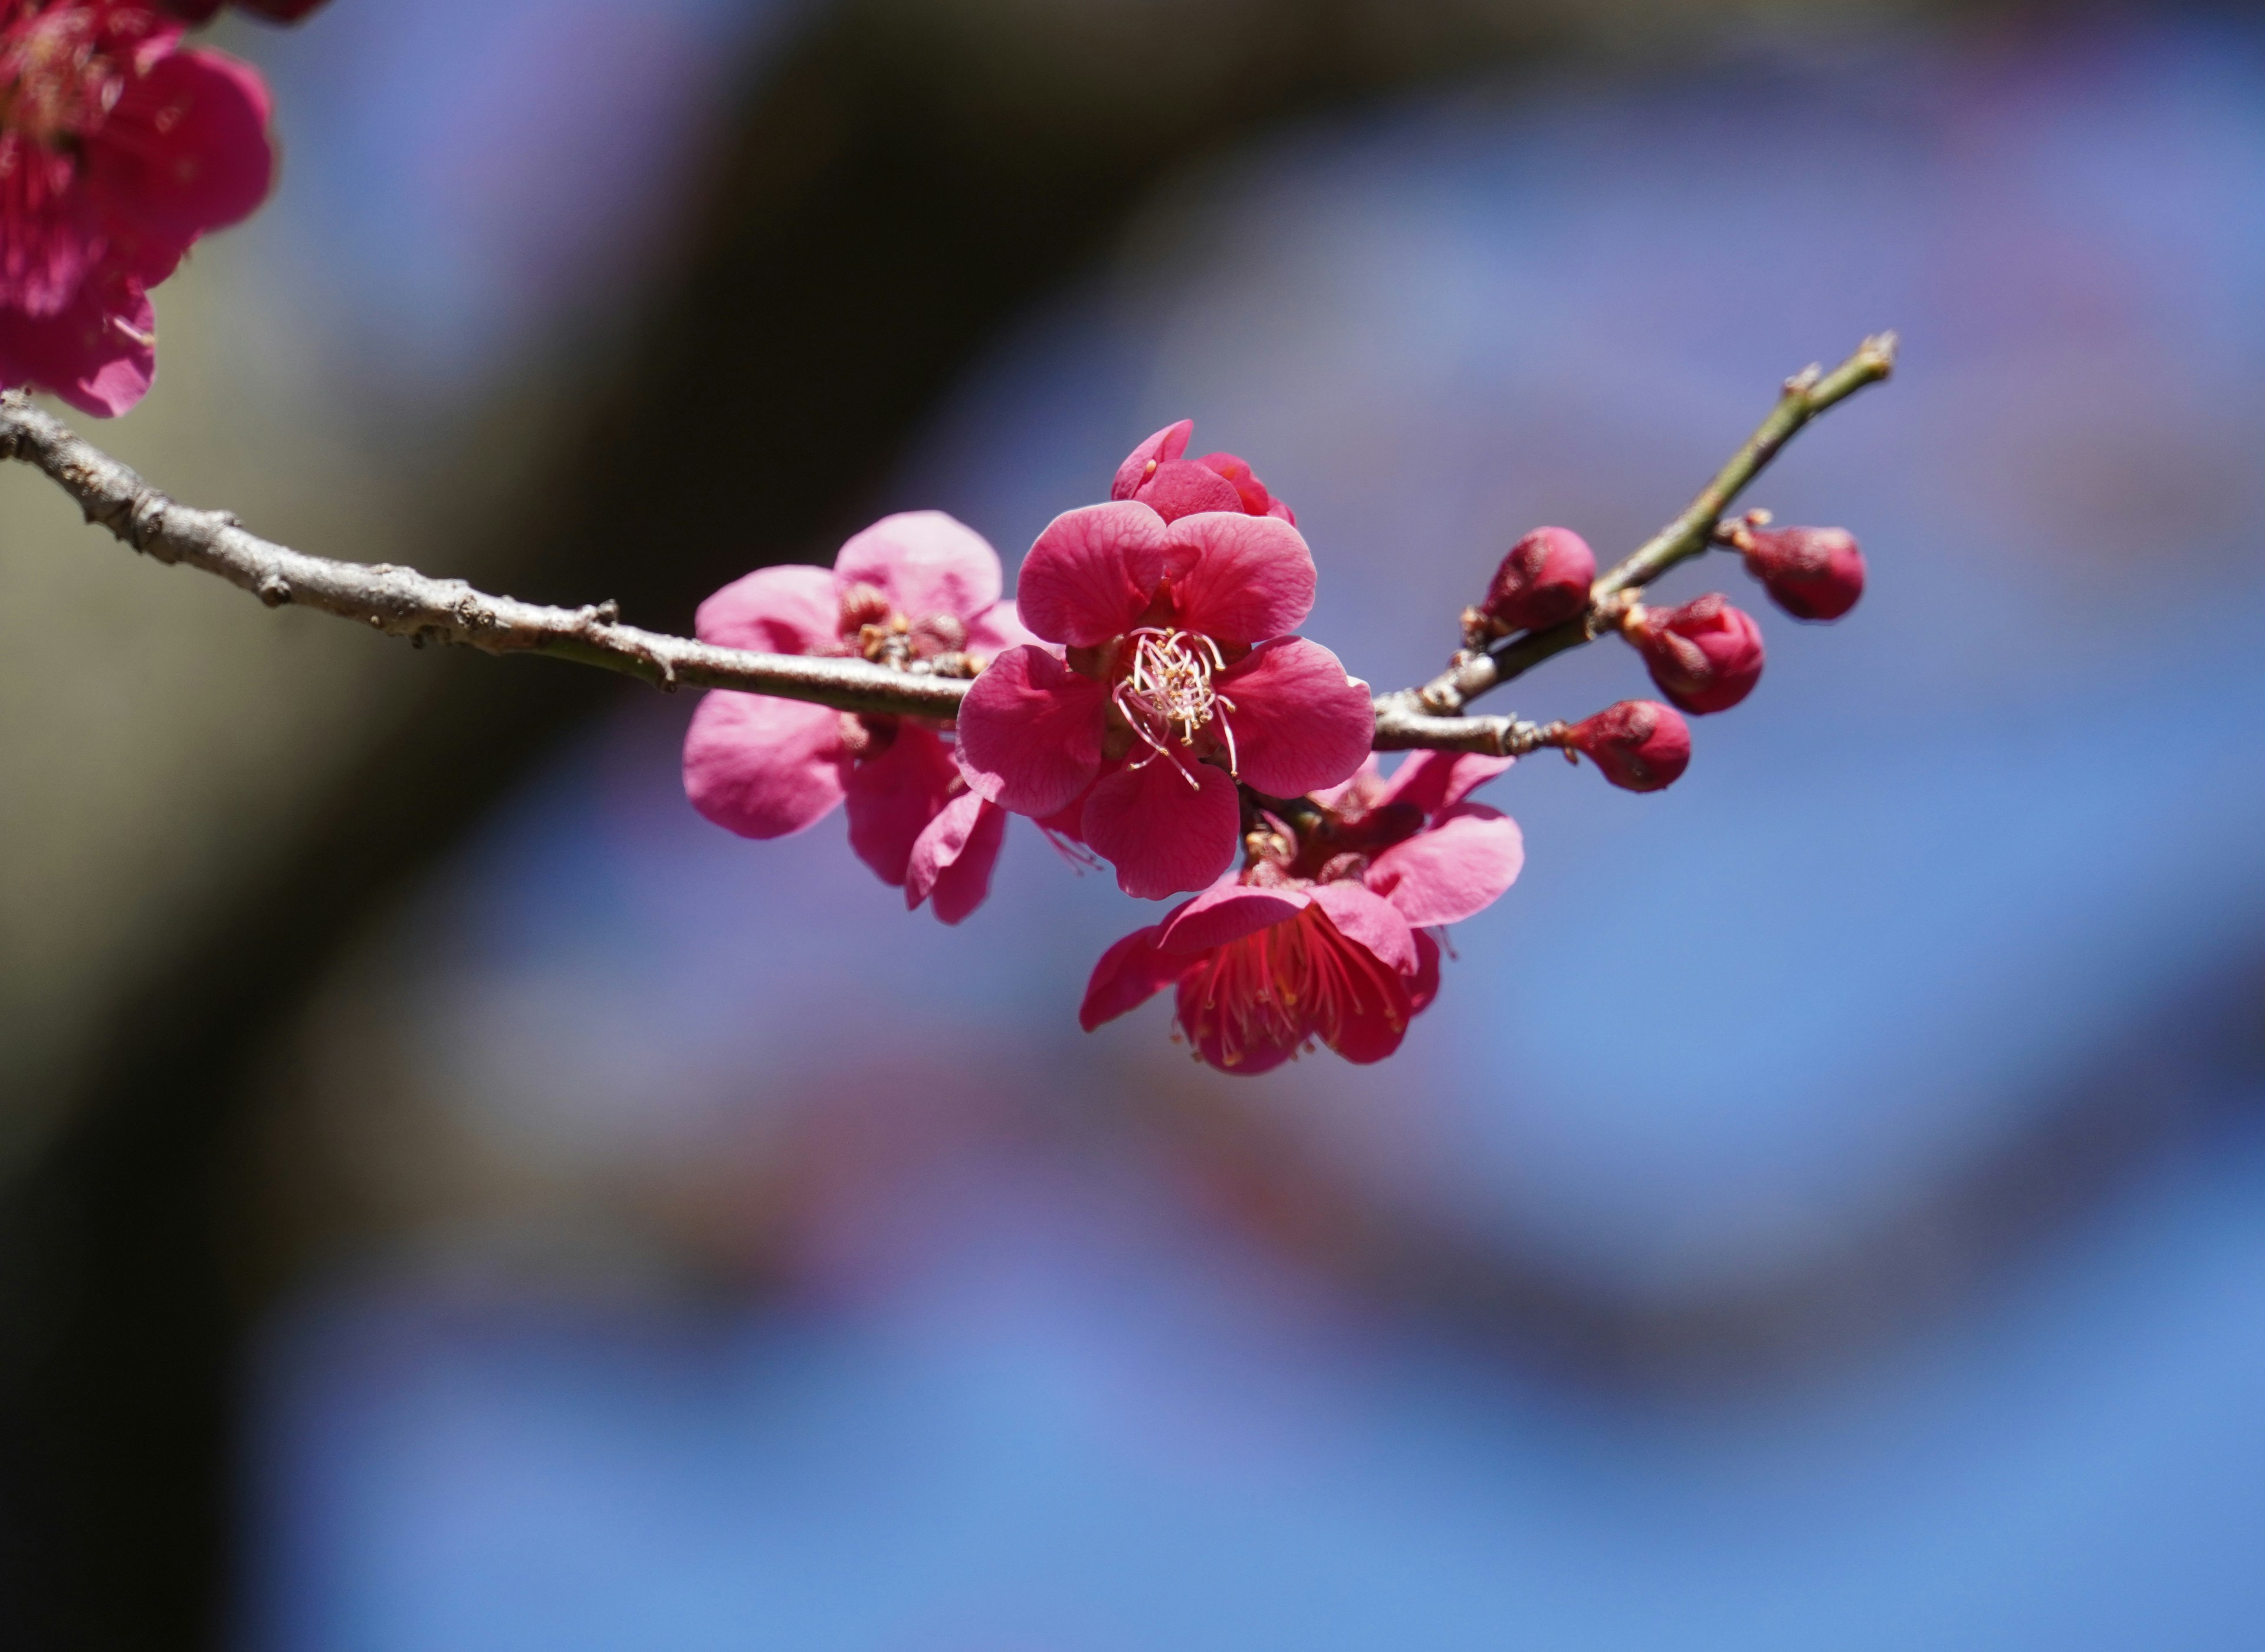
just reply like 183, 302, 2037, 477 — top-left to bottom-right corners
684, 422, 1869, 1074
0, 0, 324, 416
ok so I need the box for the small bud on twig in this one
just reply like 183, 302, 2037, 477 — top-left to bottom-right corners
1738, 525, 1866, 622
1621, 593, 1765, 714
1479, 526, 1596, 636
1564, 699, 1691, 791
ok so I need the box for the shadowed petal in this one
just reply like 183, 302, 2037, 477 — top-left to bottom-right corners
1366, 804, 1525, 927
1081, 925, 1192, 1030
835, 510, 1001, 621
1218, 638, 1374, 798
1160, 880, 1309, 953
844, 722, 958, 886
964, 598, 1036, 657
907, 793, 1007, 925
956, 646, 1111, 816
1407, 930, 1442, 1016
1308, 881, 1419, 977
1375, 750, 1516, 816
0, 273, 155, 417
1111, 420, 1193, 500
682, 691, 850, 839
1017, 503, 1169, 646
695, 564, 842, 654
1082, 758, 1240, 899
1164, 513, 1316, 642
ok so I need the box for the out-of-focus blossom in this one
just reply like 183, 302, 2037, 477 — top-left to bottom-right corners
682, 512, 1029, 924
1564, 698, 1691, 791
1480, 525, 1595, 634
1622, 593, 1765, 714
159, 0, 326, 22
1111, 419, 1296, 524
1081, 750, 1522, 1071
1739, 524, 1866, 622
958, 501, 1373, 899
0, 0, 274, 415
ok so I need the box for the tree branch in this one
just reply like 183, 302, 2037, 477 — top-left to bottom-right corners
4, 334, 1892, 758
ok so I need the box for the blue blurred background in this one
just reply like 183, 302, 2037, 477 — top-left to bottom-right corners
14, 2, 2265, 1648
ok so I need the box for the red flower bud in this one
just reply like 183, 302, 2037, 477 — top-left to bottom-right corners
1741, 526, 1865, 622
1481, 526, 1595, 633
1623, 594, 1764, 714
1565, 700, 1691, 792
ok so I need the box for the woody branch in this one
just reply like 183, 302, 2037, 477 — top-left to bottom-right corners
0, 336, 1892, 753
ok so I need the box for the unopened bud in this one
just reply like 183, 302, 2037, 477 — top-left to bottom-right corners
1565, 700, 1690, 791
1741, 526, 1865, 622
1481, 526, 1596, 634
1622, 594, 1764, 714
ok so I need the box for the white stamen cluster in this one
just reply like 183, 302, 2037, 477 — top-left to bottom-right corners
1115, 626, 1237, 788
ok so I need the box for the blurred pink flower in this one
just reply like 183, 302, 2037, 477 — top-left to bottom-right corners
683, 512, 1029, 925
1111, 419, 1296, 524
0, 0, 274, 415
957, 501, 1373, 899
1080, 750, 1523, 1072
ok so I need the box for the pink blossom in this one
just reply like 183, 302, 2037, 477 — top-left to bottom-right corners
0, 1, 275, 415
682, 512, 1031, 924
1623, 593, 1765, 714
957, 501, 1374, 899
1111, 419, 1296, 524
1080, 750, 1523, 1072
1481, 526, 1595, 635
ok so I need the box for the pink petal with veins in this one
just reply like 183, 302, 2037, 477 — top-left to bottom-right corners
1080, 925, 1190, 1029
682, 691, 850, 839
1111, 420, 1193, 500
1016, 502, 1170, 646
1159, 879, 1310, 953
1217, 637, 1374, 798
1374, 750, 1516, 816
694, 564, 844, 655
1163, 513, 1317, 643
956, 645, 1112, 816
1307, 881, 1419, 977
907, 792, 1007, 925
1365, 804, 1524, 927
1081, 758, 1241, 899
844, 722, 958, 885
1134, 459, 1243, 523
834, 510, 1002, 622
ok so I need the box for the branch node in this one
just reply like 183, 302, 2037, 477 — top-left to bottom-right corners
256, 574, 292, 607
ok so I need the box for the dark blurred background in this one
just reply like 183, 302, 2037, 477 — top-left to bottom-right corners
6, 1, 2265, 1647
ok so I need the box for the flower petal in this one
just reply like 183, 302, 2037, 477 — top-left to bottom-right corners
844, 722, 958, 885
833, 510, 1002, 621
87, 50, 274, 281
682, 691, 849, 839
1365, 804, 1525, 927
1307, 881, 1419, 977
1217, 638, 1374, 798
1159, 879, 1310, 953
907, 793, 1008, 925
1081, 758, 1241, 899
1016, 503, 1169, 646
695, 563, 843, 654
1407, 930, 1443, 1016
956, 645, 1110, 816
1164, 513, 1316, 642
1081, 925, 1191, 1029
1374, 750, 1515, 816
1134, 458, 1244, 523
964, 598, 1036, 657
1111, 420, 1193, 500
0, 272, 155, 417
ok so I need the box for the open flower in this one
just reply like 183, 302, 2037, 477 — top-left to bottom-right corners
0, 1, 275, 415
1111, 419, 1296, 524
682, 512, 1029, 924
1079, 750, 1524, 1072
957, 502, 1374, 899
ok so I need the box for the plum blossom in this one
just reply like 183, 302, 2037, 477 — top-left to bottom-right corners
1079, 750, 1524, 1073
0, 1, 275, 415
1111, 419, 1295, 524
682, 512, 1030, 924
957, 500, 1374, 900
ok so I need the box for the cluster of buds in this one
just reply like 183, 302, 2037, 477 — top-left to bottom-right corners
1463, 508, 1866, 796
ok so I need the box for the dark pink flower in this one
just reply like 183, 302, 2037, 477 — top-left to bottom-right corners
1080, 750, 1523, 1072
0, 1, 275, 415
1111, 419, 1296, 524
1622, 593, 1765, 714
957, 502, 1374, 899
1739, 525, 1866, 622
1564, 699, 1690, 792
682, 512, 1032, 924
1481, 526, 1595, 634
